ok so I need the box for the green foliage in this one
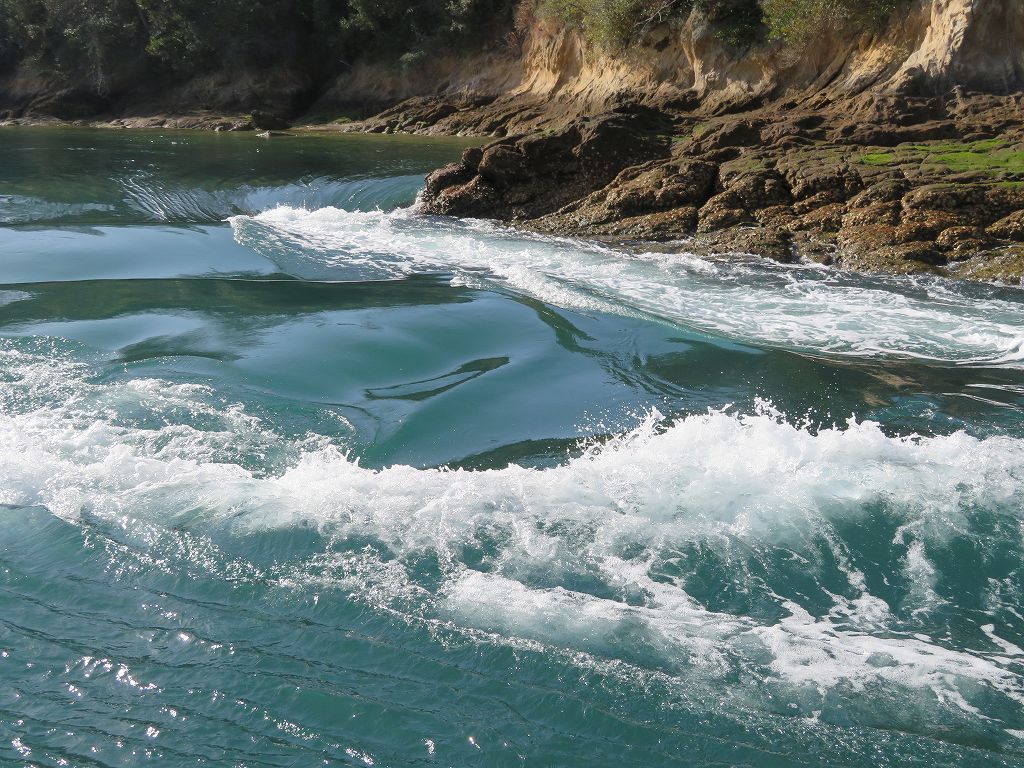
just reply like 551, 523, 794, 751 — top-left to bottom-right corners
761, 0, 899, 43
0, 2, 20, 70
339, 0, 516, 60
535, 0, 692, 48
537, 0, 903, 49
694, 0, 762, 46
0, 0, 910, 103
0, 0, 516, 93
0, 0, 147, 93
861, 151, 896, 165
534, 0, 763, 48
135, 0, 335, 76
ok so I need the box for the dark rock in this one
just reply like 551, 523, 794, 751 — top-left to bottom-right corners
936, 226, 989, 248
848, 178, 910, 207
419, 108, 673, 220
831, 120, 960, 146
410, 90, 1023, 282
951, 247, 1024, 282
722, 168, 792, 209
697, 194, 753, 232
604, 161, 718, 215
251, 110, 289, 130
691, 226, 796, 263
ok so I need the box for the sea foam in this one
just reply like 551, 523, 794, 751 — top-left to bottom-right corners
1, 341, 1022, 735
232, 204, 1024, 366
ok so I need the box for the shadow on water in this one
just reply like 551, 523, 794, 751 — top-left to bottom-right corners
0, 274, 471, 325
366, 357, 510, 401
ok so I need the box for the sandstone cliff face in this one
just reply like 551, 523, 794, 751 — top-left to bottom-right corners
330, 0, 1024, 136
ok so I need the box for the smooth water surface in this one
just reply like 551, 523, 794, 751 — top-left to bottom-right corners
1, 127, 1024, 767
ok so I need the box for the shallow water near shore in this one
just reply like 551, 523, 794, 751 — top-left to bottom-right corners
1, 127, 1024, 767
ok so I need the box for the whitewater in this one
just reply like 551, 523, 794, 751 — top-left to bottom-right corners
1, 128, 1023, 767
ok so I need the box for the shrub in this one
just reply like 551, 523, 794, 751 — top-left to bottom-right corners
760, 0, 901, 43
339, 0, 518, 59
0, 0, 148, 92
695, 0, 762, 46
535, 0, 692, 49
536, 0, 903, 49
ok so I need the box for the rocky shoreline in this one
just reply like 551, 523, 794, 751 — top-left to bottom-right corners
5, 2, 1024, 286
5, 90, 1023, 283
406, 92, 1024, 283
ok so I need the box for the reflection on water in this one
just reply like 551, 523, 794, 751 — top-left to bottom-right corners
1, 127, 1023, 768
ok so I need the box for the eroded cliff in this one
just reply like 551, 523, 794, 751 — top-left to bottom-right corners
360, 0, 1024, 281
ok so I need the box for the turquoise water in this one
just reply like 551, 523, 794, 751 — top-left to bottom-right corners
1, 127, 1024, 767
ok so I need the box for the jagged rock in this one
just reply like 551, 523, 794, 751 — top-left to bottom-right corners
759, 115, 826, 144
697, 195, 753, 232
604, 161, 718, 215
831, 120, 959, 147
420, 107, 673, 220
987, 210, 1024, 241
848, 179, 910, 208
691, 226, 796, 263
985, 187, 1024, 219
936, 226, 990, 248
777, 156, 863, 203
902, 184, 987, 213
951, 247, 1024, 281
897, 209, 972, 241
722, 168, 791, 209
693, 119, 766, 151
796, 203, 845, 233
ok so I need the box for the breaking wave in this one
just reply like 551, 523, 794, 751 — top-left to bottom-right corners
2, 340, 1022, 743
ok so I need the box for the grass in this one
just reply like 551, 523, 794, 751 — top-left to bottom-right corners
925, 149, 1024, 174
858, 139, 1024, 176
692, 121, 712, 138
903, 138, 1004, 153
861, 151, 896, 165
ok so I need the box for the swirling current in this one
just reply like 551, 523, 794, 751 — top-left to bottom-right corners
1, 128, 1023, 767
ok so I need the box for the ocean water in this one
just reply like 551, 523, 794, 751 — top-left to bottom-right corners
1, 127, 1023, 767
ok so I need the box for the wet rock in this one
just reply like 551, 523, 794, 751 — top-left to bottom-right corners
839, 242, 944, 275
936, 226, 990, 248
950, 247, 1024, 282
848, 178, 910, 208
413, 92, 1024, 283
777, 155, 863, 203
722, 168, 792, 209
897, 209, 972, 241
902, 184, 987, 213
420, 108, 673, 220
690, 226, 796, 263
795, 203, 845, 233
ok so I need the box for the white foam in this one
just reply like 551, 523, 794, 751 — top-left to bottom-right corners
0, 290, 31, 307
2, 343, 1023, 728
231, 206, 1024, 366
983, 624, 1024, 656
